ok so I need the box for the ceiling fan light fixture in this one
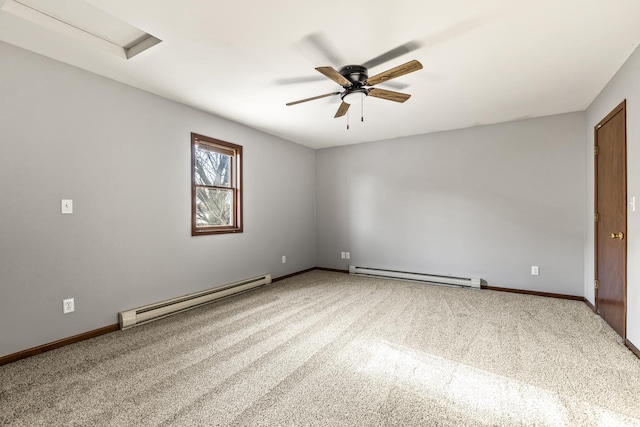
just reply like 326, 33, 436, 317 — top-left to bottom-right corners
342, 90, 367, 105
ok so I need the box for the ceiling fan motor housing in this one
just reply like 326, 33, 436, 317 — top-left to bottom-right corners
338, 65, 368, 87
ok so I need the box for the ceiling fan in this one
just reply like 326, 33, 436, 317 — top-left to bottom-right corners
286, 59, 423, 118
284, 34, 424, 119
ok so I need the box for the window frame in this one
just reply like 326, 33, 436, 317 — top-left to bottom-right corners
191, 133, 243, 236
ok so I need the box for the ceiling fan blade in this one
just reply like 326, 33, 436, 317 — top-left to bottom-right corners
303, 33, 345, 67
334, 102, 350, 118
368, 88, 411, 103
286, 92, 340, 106
379, 81, 409, 91
366, 60, 423, 86
275, 75, 326, 85
315, 67, 352, 87
361, 41, 422, 70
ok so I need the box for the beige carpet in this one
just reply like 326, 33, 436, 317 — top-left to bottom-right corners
1, 270, 639, 426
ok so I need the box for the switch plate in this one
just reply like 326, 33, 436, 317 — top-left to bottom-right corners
345, 252, 350, 260
282, 255, 286, 264
631, 196, 636, 212
531, 266, 539, 276
341, 252, 346, 259
61, 199, 73, 214
63, 298, 75, 314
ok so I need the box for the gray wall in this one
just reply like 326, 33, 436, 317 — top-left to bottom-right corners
316, 113, 586, 295
585, 44, 640, 347
0, 41, 317, 358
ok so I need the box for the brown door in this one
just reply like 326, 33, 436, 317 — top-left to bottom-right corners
595, 100, 627, 338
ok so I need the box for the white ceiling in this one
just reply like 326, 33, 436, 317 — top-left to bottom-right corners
1, 0, 640, 149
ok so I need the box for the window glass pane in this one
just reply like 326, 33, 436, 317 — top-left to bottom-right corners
191, 133, 242, 236
195, 187, 233, 227
194, 145, 231, 187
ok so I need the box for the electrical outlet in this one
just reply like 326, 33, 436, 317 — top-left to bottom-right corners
345, 252, 350, 260
531, 266, 539, 276
63, 298, 75, 314
282, 255, 286, 264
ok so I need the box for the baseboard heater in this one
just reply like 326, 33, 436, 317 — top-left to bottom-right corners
119, 274, 272, 330
349, 265, 480, 289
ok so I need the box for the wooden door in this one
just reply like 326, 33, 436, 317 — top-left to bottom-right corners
595, 100, 627, 338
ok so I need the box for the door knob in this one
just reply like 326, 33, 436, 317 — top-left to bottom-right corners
610, 232, 625, 240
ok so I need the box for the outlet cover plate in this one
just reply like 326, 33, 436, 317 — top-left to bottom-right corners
63, 298, 75, 314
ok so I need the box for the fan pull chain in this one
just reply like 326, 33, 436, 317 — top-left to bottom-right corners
347, 109, 350, 130
361, 94, 364, 122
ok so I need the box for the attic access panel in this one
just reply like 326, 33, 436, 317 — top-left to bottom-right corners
1, 0, 161, 59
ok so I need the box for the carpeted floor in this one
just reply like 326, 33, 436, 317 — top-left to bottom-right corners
1, 270, 639, 426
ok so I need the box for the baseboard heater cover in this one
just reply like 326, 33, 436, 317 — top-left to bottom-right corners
119, 274, 271, 329
349, 266, 480, 289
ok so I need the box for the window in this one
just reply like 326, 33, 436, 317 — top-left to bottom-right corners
191, 133, 242, 235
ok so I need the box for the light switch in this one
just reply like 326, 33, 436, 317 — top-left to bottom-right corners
61, 199, 73, 214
